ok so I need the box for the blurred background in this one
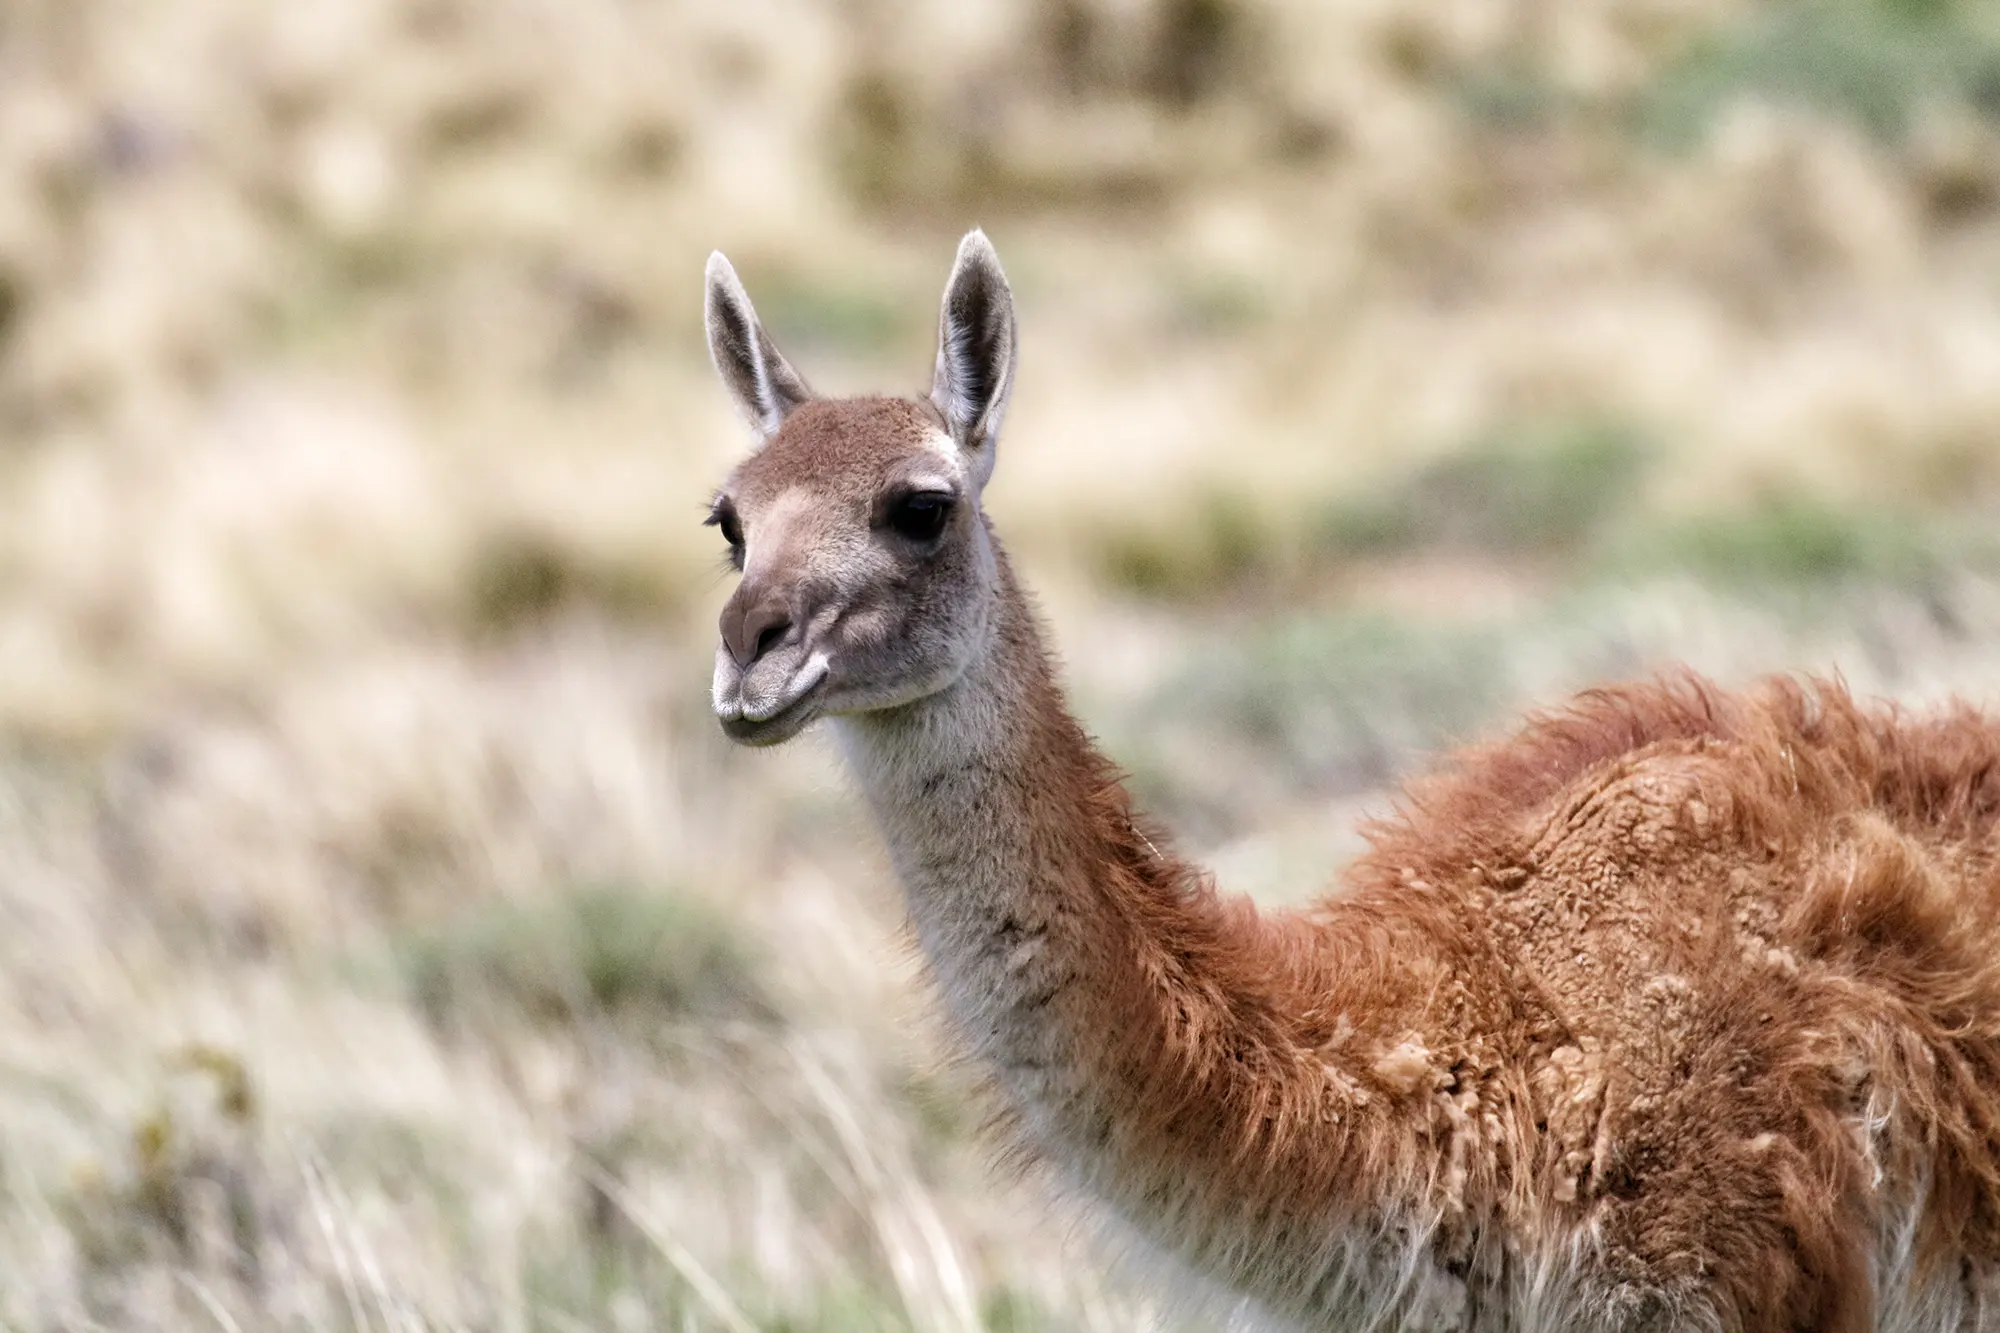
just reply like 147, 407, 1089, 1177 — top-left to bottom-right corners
3, 0, 2000, 1327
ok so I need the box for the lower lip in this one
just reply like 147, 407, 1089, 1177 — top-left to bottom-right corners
720, 681, 823, 744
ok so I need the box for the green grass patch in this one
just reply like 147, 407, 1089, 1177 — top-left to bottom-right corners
389, 884, 777, 1038
1642, 0, 2000, 146
1315, 419, 1653, 561
1102, 492, 1999, 830
1103, 608, 1519, 835
1453, 66, 1577, 132
1083, 419, 2000, 624
1165, 269, 1274, 335
1608, 496, 1987, 591
1176, 611, 1511, 771
755, 270, 916, 356
1091, 421, 1651, 602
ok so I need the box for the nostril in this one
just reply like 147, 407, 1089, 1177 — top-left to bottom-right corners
754, 617, 792, 661
726, 599, 793, 667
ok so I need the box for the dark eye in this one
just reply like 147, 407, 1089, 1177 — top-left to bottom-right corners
888, 492, 954, 542
704, 500, 745, 568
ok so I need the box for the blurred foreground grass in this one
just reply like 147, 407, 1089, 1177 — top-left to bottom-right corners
2, 0, 2000, 1328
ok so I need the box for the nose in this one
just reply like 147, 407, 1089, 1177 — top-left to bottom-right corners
721, 589, 795, 668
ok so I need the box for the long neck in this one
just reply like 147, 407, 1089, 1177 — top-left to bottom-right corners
829, 546, 1439, 1262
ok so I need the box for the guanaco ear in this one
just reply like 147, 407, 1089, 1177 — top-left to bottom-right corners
929, 229, 1017, 484
705, 251, 814, 445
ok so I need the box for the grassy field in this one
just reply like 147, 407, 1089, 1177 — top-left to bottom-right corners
3, 0, 2000, 1328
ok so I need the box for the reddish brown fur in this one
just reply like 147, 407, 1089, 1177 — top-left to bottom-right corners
974, 632, 2000, 1328
1356, 675, 2000, 1324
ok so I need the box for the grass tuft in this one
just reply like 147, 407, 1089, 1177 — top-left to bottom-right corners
1144, 0, 1256, 109
58, 1046, 266, 1325
1094, 491, 1273, 600
0, 264, 22, 351
461, 527, 687, 635
389, 883, 778, 1039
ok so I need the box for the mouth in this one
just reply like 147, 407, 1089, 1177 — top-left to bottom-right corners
716, 659, 830, 747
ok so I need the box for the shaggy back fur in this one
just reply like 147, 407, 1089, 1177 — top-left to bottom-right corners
1345, 675, 2000, 1330
703, 233, 2000, 1331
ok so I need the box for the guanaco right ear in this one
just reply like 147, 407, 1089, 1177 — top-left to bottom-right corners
930, 230, 1017, 487
705, 251, 814, 445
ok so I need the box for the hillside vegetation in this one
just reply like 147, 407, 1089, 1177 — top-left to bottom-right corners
2, 0, 1999, 1328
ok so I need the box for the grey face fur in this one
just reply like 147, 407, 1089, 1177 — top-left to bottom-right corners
704, 231, 1019, 746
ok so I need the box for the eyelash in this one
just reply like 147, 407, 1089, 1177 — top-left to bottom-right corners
704, 501, 744, 568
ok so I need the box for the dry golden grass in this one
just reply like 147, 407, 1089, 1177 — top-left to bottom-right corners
2, 0, 2000, 1327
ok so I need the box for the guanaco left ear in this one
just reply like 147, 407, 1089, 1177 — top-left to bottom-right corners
930, 230, 1017, 486
705, 251, 814, 445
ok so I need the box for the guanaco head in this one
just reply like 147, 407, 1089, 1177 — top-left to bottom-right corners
703, 230, 1018, 746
